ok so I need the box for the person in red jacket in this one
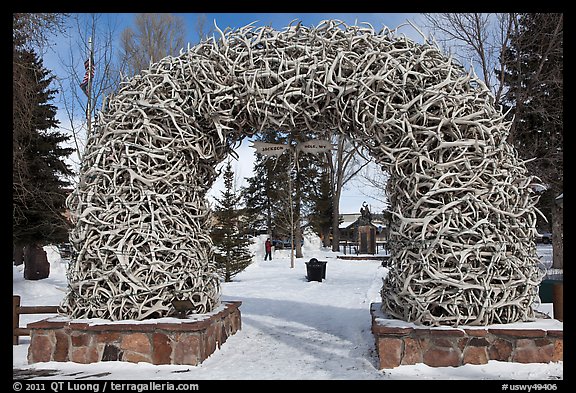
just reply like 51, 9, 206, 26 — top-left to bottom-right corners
264, 238, 272, 261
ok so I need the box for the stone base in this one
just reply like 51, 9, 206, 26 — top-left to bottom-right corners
27, 301, 241, 366
370, 303, 563, 369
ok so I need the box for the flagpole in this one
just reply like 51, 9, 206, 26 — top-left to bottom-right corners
86, 36, 94, 138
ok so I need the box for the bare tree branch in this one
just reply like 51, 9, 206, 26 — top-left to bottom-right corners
421, 13, 516, 102
119, 13, 186, 79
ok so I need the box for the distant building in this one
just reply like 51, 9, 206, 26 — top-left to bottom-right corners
338, 212, 389, 243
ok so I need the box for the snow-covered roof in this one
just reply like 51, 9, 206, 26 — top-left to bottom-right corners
339, 219, 357, 229
339, 213, 388, 229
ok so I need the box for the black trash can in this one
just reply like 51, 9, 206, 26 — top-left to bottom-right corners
306, 258, 327, 282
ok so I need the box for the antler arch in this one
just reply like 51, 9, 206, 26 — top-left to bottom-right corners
63, 20, 543, 325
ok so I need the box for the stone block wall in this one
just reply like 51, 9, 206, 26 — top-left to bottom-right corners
370, 303, 563, 369
28, 301, 241, 366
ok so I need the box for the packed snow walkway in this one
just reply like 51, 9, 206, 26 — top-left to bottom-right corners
211, 256, 386, 379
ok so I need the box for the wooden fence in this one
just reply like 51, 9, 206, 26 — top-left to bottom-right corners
339, 240, 389, 255
13, 295, 60, 345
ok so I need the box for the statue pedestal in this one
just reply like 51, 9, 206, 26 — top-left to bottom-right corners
357, 225, 376, 254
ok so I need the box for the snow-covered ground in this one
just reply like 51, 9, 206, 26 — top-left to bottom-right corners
13, 236, 562, 380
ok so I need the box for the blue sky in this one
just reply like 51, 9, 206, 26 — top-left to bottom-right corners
43, 13, 426, 70
181, 13, 423, 42
41, 13, 431, 214
85, 13, 424, 45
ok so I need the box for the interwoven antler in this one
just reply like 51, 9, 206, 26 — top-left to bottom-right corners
62, 20, 543, 324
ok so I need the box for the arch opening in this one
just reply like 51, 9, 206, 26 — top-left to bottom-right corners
63, 20, 543, 326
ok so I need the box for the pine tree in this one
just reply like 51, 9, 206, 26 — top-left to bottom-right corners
499, 13, 562, 189
290, 134, 331, 257
211, 161, 253, 282
242, 130, 291, 239
307, 168, 333, 247
499, 13, 563, 268
243, 129, 331, 257
13, 45, 74, 249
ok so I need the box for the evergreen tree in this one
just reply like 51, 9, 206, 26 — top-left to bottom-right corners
291, 134, 332, 255
13, 45, 74, 250
307, 168, 333, 247
242, 130, 291, 239
211, 161, 253, 282
243, 129, 332, 256
499, 13, 563, 190
498, 13, 563, 268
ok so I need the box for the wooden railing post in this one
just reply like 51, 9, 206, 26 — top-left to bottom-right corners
13, 295, 61, 345
13, 295, 20, 345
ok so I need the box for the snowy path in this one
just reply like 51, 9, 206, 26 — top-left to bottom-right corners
207, 256, 386, 379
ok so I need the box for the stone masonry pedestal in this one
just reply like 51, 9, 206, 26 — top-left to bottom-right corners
371, 303, 563, 369
27, 301, 241, 366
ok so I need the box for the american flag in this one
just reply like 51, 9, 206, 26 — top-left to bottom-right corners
80, 58, 95, 97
